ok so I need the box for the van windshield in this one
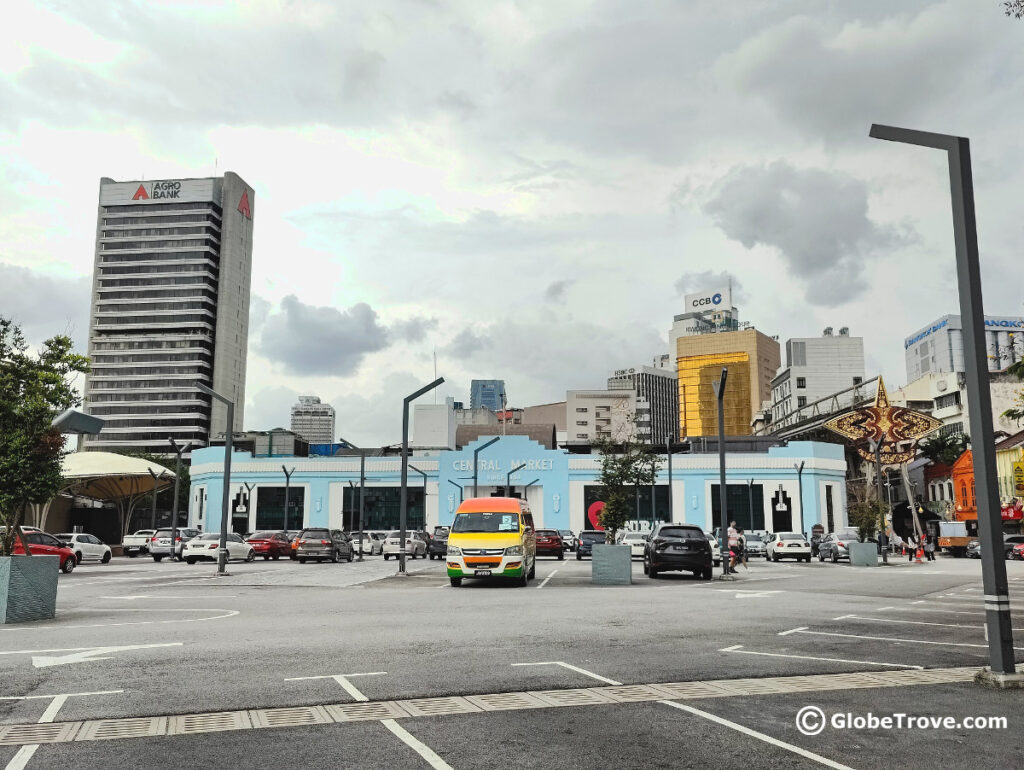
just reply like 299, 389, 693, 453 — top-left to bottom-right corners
452, 513, 520, 533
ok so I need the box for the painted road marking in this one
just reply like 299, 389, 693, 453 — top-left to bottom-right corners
719, 644, 923, 669
659, 700, 855, 770
836, 614, 1024, 632
0, 643, 183, 668
878, 606, 984, 616
285, 672, 387, 703
3, 691, 121, 770
777, 626, 807, 636
734, 590, 784, 599
0, 608, 238, 633
0, 690, 122, 702
537, 570, 558, 589
790, 629, 1024, 650
97, 595, 237, 600
512, 661, 621, 685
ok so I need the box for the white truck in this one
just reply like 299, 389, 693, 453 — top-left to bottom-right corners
938, 521, 969, 557
122, 529, 156, 557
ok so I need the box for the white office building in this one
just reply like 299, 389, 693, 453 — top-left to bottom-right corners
607, 365, 679, 444
566, 389, 638, 445
290, 395, 336, 444
904, 314, 1024, 382
668, 285, 743, 356
770, 328, 865, 423
83, 173, 254, 455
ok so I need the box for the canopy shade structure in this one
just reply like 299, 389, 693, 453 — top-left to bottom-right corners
61, 452, 176, 501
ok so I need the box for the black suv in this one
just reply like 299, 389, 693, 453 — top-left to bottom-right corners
643, 523, 713, 580
428, 527, 449, 560
575, 530, 606, 560
295, 528, 354, 563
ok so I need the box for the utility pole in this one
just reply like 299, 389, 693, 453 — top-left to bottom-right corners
167, 438, 192, 562
399, 378, 444, 575
282, 466, 296, 531
196, 383, 233, 576
714, 368, 730, 578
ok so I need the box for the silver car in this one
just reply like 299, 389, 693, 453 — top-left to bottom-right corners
149, 528, 201, 561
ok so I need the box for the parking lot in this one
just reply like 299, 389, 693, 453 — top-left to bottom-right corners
1, 553, 1022, 769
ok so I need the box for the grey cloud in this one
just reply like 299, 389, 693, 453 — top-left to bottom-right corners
257, 295, 389, 376
0, 263, 90, 351
544, 280, 574, 302
703, 161, 912, 305
243, 385, 302, 432
248, 294, 272, 331
674, 271, 747, 305
442, 329, 489, 360
390, 316, 439, 343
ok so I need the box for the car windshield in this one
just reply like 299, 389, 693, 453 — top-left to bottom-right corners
659, 527, 703, 539
55, 534, 73, 542
622, 533, 645, 541
537, 530, 559, 536
558, 530, 572, 536
451, 512, 521, 533
301, 529, 330, 538
781, 533, 805, 540
580, 532, 605, 542
196, 533, 220, 541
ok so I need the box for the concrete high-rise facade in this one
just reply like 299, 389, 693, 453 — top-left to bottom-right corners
566, 389, 638, 444
607, 365, 679, 444
676, 329, 780, 437
770, 328, 865, 423
83, 173, 254, 455
470, 379, 505, 412
904, 314, 1024, 382
290, 395, 336, 444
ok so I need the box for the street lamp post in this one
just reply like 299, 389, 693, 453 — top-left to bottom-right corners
870, 124, 1017, 682
871, 441, 889, 565
338, 435, 368, 561
665, 435, 674, 521
473, 437, 500, 497
167, 438, 192, 562
196, 383, 233, 576
794, 461, 805, 536
408, 464, 429, 530
399, 377, 445, 575
282, 466, 296, 531
447, 479, 464, 504
746, 478, 754, 533
147, 468, 167, 530
714, 368, 730, 578
507, 463, 526, 497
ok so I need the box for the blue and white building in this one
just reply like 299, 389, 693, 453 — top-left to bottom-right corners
189, 438, 848, 537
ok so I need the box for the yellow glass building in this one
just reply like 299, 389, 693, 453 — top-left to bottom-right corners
676, 329, 781, 437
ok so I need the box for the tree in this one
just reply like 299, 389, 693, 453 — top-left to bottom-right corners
1002, 359, 1024, 424
594, 437, 660, 544
0, 318, 90, 557
848, 500, 886, 543
918, 432, 970, 466
1005, 1, 1024, 19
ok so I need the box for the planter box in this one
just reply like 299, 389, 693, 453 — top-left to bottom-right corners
0, 556, 59, 624
848, 541, 879, 567
592, 543, 632, 585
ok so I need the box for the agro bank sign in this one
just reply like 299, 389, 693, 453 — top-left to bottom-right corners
684, 286, 731, 312
100, 178, 216, 206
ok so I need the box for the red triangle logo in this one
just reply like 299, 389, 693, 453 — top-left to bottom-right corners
237, 190, 252, 219
132, 184, 149, 200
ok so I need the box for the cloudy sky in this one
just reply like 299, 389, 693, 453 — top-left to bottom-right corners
2, 1, 1022, 445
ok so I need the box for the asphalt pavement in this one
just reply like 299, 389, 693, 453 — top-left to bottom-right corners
1, 551, 1021, 769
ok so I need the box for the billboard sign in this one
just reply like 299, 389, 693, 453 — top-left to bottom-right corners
1013, 461, 1024, 496
100, 178, 217, 206
684, 286, 731, 312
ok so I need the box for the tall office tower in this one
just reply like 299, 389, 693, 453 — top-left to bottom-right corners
290, 395, 336, 444
83, 173, 254, 455
607, 365, 679, 444
470, 379, 505, 412
770, 328, 865, 424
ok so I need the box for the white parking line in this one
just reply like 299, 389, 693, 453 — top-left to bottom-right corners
512, 661, 621, 685
0, 608, 238, 632
791, 629, 1024, 650
3, 691, 121, 770
878, 606, 984, 616
284, 672, 386, 702
537, 570, 558, 589
719, 644, 923, 669
836, 614, 1024, 632
777, 626, 807, 636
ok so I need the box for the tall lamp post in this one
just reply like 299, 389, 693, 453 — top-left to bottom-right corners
473, 437, 500, 497
147, 468, 168, 530
167, 438, 192, 562
794, 461, 805, 536
870, 123, 1017, 684
281, 466, 296, 532
408, 464, 429, 530
448, 479, 464, 504
714, 367, 730, 578
338, 435, 367, 561
196, 383, 234, 576
399, 377, 445, 575
665, 436, 674, 521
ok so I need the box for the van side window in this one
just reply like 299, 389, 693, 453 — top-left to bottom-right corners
523, 513, 535, 532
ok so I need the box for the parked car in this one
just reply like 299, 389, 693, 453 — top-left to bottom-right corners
412, 530, 433, 556
287, 531, 301, 559
12, 532, 77, 573
149, 528, 200, 561
575, 530, 606, 560
535, 529, 565, 559
296, 528, 354, 563
245, 531, 292, 560
55, 533, 112, 564
183, 532, 255, 564
643, 523, 713, 580
766, 532, 811, 562
1002, 534, 1024, 560
817, 530, 860, 563
351, 531, 384, 555
558, 530, 577, 552
1011, 543, 1024, 561
706, 532, 722, 567
617, 531, 647, 559
122, 529, 155, 557
382, 531, 427, 559
966, 539, 981, 559
809, 532, 824, 557
427, 528, 449, 560
743, 535, 767, 558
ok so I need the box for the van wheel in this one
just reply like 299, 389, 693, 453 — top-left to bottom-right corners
528, 560, 535, 579
519, 570, 529, 587
450, 577, 462, 587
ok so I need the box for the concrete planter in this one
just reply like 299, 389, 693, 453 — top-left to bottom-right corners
592, 543, 632, 585
0, 556, 59, 624
848, 541, 878, 567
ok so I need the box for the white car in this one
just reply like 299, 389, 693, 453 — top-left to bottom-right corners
55, 533, 112, 564
183, 533, 255, 564
352, 531, 384, 555
617, 532, 647, 559
706, 532, 722, 566
382, 531, 427, 560
766, 532, 812, 562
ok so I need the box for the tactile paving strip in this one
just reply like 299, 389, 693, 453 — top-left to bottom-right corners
0, 666, 980, 746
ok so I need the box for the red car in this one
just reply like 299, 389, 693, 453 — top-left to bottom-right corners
245, 530, 292, 560
12, 531, 77, 573
1011, 543, 1024, 561
535, 529, 565, 559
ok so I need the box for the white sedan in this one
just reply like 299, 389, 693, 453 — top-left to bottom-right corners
382, 531, 426, 559
766, 532, 812, 562
617, 532, 648, 559
55, 533, 112, 564
706, 532, 722, 566
183, 533, 255, 564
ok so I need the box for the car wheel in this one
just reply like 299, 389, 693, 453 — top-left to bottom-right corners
701, 568, 713, 580
649, 564, 658, 579
152, 555, 163, 562
74, 551, 83, 565
127, 551, 137, 558
272, 554, 280, 560
384, 554, 390, 560
831, 552, 838, 563
528, 559, 536, 579
450, 577, 462, 587
519, 569, 529, 587
186, 558, 196, 565
557, 551, 564, 561
101, 551, 111, 564
61, 556, 75, 574
642, 559, 649, 575
331, 550, 339, 564
771, 553, 779, 562
299, 557, 307, 564
818, 553, 825, 562
246, 550, 255, 562
576, 553, 582, 561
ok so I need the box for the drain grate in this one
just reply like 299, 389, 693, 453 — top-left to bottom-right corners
0, 721, 81, 745
167, 710, 252, 736
532, 688, 615, 707
598, 685, 665, 703
649, 682, 738, 699
249, 706, 332, 729
76, 717, 167, 742
722, 678, 803, 695
398, 697, 482, 717
326, 701, 409, 722
466, 692, 548, 711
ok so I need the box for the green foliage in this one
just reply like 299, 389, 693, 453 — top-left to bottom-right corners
594, 437, 661, 544
1003, 359, 1024, 425
848, 499, 886, 543
1005, 1, 1024, 20
0, 318, 90, 556
918, 433, 970, 466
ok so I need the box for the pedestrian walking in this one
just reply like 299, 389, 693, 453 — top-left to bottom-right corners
737, 528, 749, 571
906, 533, 918, 562
924, 533, 936, 561
727, 521, 739, 574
